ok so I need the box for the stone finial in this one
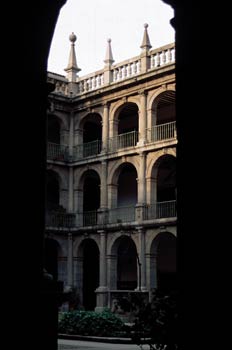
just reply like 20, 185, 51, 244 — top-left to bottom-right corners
104, 38, 114, 66
64, 32, 81, 82
69, 32, 77, 43
140, 23, 152, 51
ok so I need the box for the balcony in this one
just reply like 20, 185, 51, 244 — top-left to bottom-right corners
146, 121, 176, 143
47, 142, 69, 161
46, 122, 176, 162
45, 200, 176, 231
108, 131, 139, 153
45, 211, 76, 229
108, 206, 136, 224
73, 140, 102, 161
143, 200, 177, 220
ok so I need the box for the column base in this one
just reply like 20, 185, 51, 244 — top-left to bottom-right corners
95, 286, 109, 311
135, 286, 148, 292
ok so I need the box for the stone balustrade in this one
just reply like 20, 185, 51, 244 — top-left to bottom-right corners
47, 42, 175, 96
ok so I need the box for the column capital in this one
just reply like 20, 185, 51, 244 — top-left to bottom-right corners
138, 150, 147, 157
138, 89, 147, 96
136, 225, 145, 233
102, 101, 110, 108
97, 229, 107, 235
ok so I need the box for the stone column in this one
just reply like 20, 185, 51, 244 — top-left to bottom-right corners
60, 189, 68, 210
146, 177, 157, 204
108, 184, 118, 209
137, 152, 147, 205
99, 160, 107, 207
102, 103, 109, 152
69, 111, 74, 159
67, 233, 73, 287
74, 128, 83, 146
138, 90, 147, 145
149, 252, 158, 301
109, 119, 118, 152
68, 167, 74, 212
107, 254, 117, 290
98, 160, 108, 225
137, 226, 147, 291
60, 129, 69, 145
75, 257, 84, 306
95, 230, 108, 311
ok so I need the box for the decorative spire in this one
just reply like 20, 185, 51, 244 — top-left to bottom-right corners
104, 38, 114, 66
64, 32, 81, 82
140, 23, 152, 51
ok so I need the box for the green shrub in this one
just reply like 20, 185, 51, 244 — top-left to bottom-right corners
129, 289, 178, 350
58, 308, 128, 336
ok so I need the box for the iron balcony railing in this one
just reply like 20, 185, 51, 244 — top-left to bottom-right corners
146, 121, 176, 143
45, 211, 76, 228
108, 131, 139, 152
143, 200, 176, 220
108, 206, 136, 224
82, 210, 98, 226
47, 142, 69, 161
45, 201, 176, 229
73, 140, 102, 160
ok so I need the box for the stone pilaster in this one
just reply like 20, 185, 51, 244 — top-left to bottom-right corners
136, 226, 147, 291
60, 129, 69, 145
100, 160, 108, 208
95, 230, 108, 311
68, 167, 74, 212
102, 103, 109, 152
137, 90, 147, 145
69, 111, 74, 158
67, 233, 73, 287
137, 151, 147, 204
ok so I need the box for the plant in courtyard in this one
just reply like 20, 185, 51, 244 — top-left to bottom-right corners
58, 308, 128, 336
128, 289, 178, 350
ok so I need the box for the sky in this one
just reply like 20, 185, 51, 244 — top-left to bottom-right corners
48, 0, 175, 77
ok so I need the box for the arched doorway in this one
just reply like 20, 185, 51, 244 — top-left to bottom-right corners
157, 155, 176, 202
81, 169, 100, 226
118, 103, 138, 135
82, 239, 99, 310
151, 232, 177, 294
156, 90, 176, 125
82, 113, 102, 157
117, 236, 138, 290
118, 163, 137, 207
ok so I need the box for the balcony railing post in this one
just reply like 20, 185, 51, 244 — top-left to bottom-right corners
135, 204, 146, 223
97, 208, 108, 226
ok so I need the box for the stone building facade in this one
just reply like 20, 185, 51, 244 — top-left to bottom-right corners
45, 24, 176, 312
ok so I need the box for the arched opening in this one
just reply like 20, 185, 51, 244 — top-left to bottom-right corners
114, 103, 139, 149
157, 233, 177, 294
149, 91, 176, 142
156, 91, 176, 125
117, 236, 137, 290
118, 103, 138, 134
82, 113, 102, 156
83, 170, 100, 212
157, 155, 176, 202
82, 239, 99, 310
80, 169, 101, 226
44, 238, 59, 281
150, 232, 177, 294
117, 163, 137, 207
46, 170, 60, 211
47, 115, 61, 144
